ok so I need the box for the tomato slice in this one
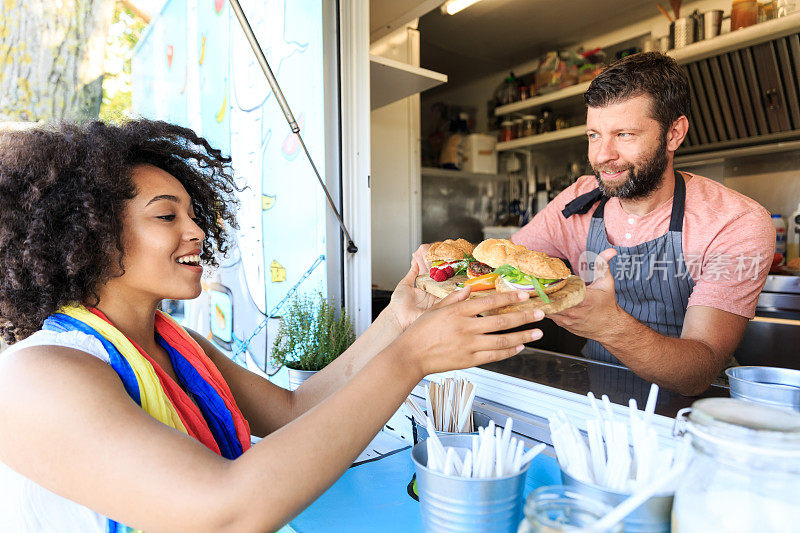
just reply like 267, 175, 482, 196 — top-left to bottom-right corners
462, 272, 499, 291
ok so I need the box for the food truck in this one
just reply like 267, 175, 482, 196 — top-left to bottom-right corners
127, 0, 800, 530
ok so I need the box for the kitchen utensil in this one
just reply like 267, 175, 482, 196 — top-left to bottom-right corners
702, 9, 723, 39
726, 365, 800, 412
656, 3, 674, 22
669, 0, 682, 19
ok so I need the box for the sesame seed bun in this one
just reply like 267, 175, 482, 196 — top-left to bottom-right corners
473, 239, 571, 280
425, 238, 475, 262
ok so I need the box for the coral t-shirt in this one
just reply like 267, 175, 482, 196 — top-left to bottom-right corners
512, 173, 774, 319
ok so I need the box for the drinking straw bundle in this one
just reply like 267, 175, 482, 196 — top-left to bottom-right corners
549, 384, 690, 492
425, 416, 546, 478
409, 377, 477, 433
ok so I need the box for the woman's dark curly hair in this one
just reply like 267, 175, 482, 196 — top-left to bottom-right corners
0, 119, 240, 343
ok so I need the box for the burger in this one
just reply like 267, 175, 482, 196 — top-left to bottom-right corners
471, 239, 571, 302
425, 238, 476, 282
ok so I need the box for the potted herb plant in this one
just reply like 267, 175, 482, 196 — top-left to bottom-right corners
271, 291, 356, 390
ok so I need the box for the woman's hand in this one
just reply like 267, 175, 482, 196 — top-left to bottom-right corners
386, 262, 440, 331
412, 243, 432, 274
395, 288, 545, 378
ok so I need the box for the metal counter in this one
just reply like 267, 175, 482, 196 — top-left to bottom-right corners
480, 348, 729, 419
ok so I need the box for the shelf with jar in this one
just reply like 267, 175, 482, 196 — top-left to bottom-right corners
496, 125, 586, 152
493, 11, 800, 121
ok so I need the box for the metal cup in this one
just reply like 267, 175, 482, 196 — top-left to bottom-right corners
413, 411, 491, 443
411, 434, 531, 533
672, 17, 696, 49
703, 10, 723, 39
561, 469, 674, 533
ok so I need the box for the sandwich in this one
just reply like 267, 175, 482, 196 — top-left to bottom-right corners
426, 238, 476, 282
471, 239, 571, 302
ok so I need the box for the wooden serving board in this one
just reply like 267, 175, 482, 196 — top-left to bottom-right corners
415, 274, 586, 316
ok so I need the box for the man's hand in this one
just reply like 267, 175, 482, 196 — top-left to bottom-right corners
549, 248, 623, 340
412, 243, 432, 276
386, 261, 440, 331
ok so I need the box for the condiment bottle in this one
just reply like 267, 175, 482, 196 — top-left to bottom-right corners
500, 121, 514, 142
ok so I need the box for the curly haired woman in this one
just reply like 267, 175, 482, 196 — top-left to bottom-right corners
0, 119, 544, 532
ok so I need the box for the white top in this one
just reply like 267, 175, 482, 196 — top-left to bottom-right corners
0, 330, 111, 533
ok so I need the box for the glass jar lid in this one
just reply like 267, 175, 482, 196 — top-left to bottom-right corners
683, 398, 800, 455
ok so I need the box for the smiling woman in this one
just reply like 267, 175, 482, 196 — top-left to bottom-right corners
0, 120, 239, 344
0, 119, 544, 532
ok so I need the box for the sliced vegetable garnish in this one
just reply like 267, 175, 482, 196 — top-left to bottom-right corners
529, 276, 550, 303
495, 264, 552, 302
462, 272, 498, 291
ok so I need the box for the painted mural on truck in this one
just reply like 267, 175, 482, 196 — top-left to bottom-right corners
132, 0, 328, 373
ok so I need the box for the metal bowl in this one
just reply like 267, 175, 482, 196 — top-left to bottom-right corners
726, 366, 800, 413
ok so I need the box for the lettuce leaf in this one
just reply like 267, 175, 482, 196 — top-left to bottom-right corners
494, 264, 553, 302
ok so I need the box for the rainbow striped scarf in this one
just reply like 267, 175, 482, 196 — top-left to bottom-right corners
43, 305, 251, 532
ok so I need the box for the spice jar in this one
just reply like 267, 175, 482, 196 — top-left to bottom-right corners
513, 118, 524, 139
539, 109, 554, 133
672, 398, 800, 532
522, 115, 538, 137
500, 120, 514, 142
731, 0, 758, 30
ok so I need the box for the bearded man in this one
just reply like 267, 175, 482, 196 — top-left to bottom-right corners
512, 52, 775, 395
414, 53, 775, 396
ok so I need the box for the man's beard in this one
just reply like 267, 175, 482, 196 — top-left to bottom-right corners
592, 135, 668, 199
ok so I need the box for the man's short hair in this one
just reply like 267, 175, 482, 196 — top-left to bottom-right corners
584, 52, 690, 133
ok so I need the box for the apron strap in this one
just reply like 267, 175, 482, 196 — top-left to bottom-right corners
562, 188, 604, 218
668, 171, 687, 233
563, 170, 687, 226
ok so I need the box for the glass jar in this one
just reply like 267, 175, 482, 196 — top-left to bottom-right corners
500, 120, 514, 142
731, 0, 758, 30
672, 398, 800, 533
539, 109, 554, 133
513, 118, 524, 139
518, 486, 620, 533
522, 115, 538, 136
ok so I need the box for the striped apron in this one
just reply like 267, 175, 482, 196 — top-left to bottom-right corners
562, 171, 695, 364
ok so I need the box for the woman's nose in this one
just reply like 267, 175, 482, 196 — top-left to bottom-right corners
185, 217, 205, 242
